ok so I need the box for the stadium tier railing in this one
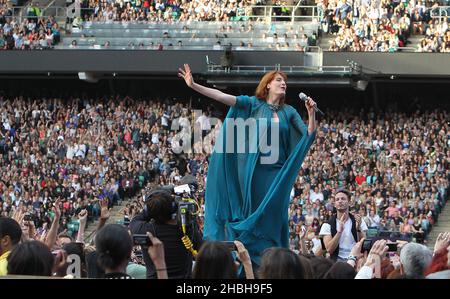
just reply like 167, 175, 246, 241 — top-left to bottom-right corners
428, 5, 450, 22
205, 63, 354, 75
73, 5, 322, 24
7, 4, 322, 24
9, 5, 67, 23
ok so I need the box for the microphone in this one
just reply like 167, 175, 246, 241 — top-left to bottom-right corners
299, 92, 324, 116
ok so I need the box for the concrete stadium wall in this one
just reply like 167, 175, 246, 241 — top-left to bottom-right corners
323, 52, 450, 77
0, 50, 449, 77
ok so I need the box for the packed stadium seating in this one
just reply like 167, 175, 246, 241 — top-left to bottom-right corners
61, 21, 319, 49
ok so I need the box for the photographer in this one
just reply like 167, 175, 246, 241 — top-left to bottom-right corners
129, 188, 202, 279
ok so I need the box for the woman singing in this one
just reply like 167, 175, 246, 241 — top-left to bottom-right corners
178, 64, 317, 265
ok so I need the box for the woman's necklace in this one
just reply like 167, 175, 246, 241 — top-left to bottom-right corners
267, 103, 281, 112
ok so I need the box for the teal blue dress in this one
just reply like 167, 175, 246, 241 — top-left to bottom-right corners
204, 95, 316, 265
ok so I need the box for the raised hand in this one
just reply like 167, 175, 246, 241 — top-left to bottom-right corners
234, 240, 254, 279
52, 249, 68, 277
365, 239, 388, 269
434, 232, 450, 253
146, 232, 165, 263
234, 240, 251, 265
27, 219, 37, 240
337, 213, 347, 233
12, 208, 25, 224
100, 199, 110, 220
369, 240, 388, 278
178, 64, 194, 88
349, 238, 364, 259
20, 220, 31, 242
146, 232, 168, 279
78, 209, 88, 224
53, 199, 62, 221
354, 213, 362, 230
390, 254, 401, 270
356, 252, 368, 272
305, 97, 317, 115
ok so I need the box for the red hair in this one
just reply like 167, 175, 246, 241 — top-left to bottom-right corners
255, 71, 287, 104
424, 247, 449, 276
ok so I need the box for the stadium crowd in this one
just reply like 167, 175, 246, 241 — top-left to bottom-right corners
78, 0, 259, 22
0, 94, 212, 230
288, 107, 449, 253
417, 17, 450, 52
319, 0, 447, 52
0, 2, 61, 49
2, 0, 450, 51
0, 92, 449, 278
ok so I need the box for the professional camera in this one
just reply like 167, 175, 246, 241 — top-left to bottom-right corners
142, 183, 201, 257
174, 184, 200, 228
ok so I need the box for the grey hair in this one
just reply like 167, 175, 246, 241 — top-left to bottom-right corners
399, 243, 432, 277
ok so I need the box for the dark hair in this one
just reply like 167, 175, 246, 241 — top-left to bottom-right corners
62, 242, 87, 277
335, 188, 352, 199
307, 256, 335, 279
323, 261, 356, 279
0, 217, 22, 246
193, 242, 237, 279
298, 254, 313, 278
259, 248, 311, 279
95, 224, 132, 271
58, 234, 74, 242
7, 240, 54, 276
145, 190, 176, 224
85, 251, 104, 278
62, 242, 84, 261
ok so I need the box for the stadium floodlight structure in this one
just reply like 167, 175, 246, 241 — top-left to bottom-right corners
353, 79, 369, 91
78, 72, 99, 83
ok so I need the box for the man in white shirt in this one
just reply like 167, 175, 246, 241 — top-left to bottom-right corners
195, 111, 211, 131
320, 188, 367, 261
195, 111, 211, 138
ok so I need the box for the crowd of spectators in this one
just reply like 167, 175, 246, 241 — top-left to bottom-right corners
2, 0, 450, 51
0, 2, 61, 50
417, 18, 449, 52
78, 0, 260, 23
1, 0, 317, 51
318, 0, 446, 52
0, 94, 211, 239
288, 107, 449, 253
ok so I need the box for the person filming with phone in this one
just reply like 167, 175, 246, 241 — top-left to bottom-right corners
129, 188, 202, 279
319, 188, 367, 261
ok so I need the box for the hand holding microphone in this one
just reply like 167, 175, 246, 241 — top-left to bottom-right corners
299, 92, 324, 116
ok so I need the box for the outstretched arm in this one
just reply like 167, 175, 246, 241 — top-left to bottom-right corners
76, 209, 88, 244
45, 199, 62, 249
147, 232, 168, 279
178, 64, 236, 106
